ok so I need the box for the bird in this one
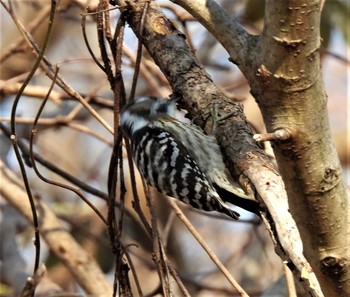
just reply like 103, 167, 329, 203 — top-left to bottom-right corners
120, 96, 260, 219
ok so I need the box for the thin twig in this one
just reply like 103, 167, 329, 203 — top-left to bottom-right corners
125, 139, 153, 235
97, 0, 115, 89
162, 211, 176, 249
165, 261, 191, 296
29, 66, 108, 226
0, 121, 107, 200
122, 45, 170, 97
0, 160, 113, 296
145, 186, 172, 297
81, 0, 106, 72
0, 117, 113, 145
0, 4, 52, 63
123, 243, 144, 297
128, 0, 150, 102
0, 122, 146, 239
123, 139, 191, 296
3, 2, 113, 134
2, 0, 58, 277
0, 80, 114, 109
19, 265, 46, 297
168, 199, 250, 297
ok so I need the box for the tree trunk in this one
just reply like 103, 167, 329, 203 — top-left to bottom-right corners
249, 1, 349, 296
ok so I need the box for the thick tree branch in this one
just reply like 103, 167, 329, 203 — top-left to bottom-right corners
171, 0, 258, 70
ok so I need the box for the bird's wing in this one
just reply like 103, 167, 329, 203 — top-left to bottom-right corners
131, 125, 240, 219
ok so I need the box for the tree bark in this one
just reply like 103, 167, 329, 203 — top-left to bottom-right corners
175, 0, 350, 295
254, 1, 349, 296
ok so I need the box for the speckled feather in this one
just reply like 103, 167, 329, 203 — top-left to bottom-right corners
131, 125, 240, 219
120, 97, 259, 219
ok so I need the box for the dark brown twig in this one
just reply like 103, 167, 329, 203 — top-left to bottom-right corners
144, 186, 172, 297
82, 0, 106, 72
97, 0, 116, 89
29, 66, 108, 226
128, 0, 150, 102
2, 0, 58, 278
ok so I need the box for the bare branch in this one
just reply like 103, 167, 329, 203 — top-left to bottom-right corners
168, 199, 249, 297
3, 1, 114, 134
0, 80, 114, 108
171, 0, 257, 70
0, 160, 113, 296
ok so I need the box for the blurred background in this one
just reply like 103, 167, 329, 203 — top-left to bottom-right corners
0, 0, 348, 296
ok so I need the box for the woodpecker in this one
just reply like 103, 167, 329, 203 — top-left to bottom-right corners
120, 97, 259, 219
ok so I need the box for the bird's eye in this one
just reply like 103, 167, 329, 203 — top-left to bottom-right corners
156, 104, 168, 113
139, 109, 151, 117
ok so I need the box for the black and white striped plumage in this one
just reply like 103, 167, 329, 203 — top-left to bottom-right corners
120, 97, 259, 219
